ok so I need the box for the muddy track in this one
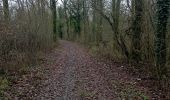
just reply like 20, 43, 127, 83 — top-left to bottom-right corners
7, 40, 155, 100
36, 40, 119, 100
37, 41, 79, 99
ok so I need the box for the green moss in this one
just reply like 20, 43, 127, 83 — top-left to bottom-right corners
0, 77, 10, 97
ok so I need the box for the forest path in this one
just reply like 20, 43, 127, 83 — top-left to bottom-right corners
35, 40, 150, 100
7, 40, 151, 99
38, 40, 118, 99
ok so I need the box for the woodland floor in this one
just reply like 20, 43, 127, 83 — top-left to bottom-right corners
4, 40, 163, 100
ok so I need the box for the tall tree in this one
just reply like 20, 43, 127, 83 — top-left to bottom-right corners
51, 0, 57, 42
131, 0, 143, 62
2, 0, 9, 22
82, 0, 90, 43
92, 0, 97, 43
68, 0, 82, 38
155, 0, 170, 77
75, 0, 82, 36
112, 0, 129, 57
92, 0, 103, 45
58, 6, 64, 39
96, 0, 103, 45
93, 0, 129, 57
61, 0, 70, 39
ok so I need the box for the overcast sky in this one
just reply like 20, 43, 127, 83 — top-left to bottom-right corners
0, 0, 128, 8
58, 0, 62, 4
0, 0, 63, 6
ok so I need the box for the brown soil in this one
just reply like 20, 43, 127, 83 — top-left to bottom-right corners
5, 40, 164, 100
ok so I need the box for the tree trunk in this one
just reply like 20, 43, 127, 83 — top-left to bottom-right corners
92, 0, 103, 45
2, 0, 9, 22
58, 7, 64, 39
82, 0, 88, 43
51, 0, 57, 42
92, 0, 97, 43
96, 0, 103, 45
131, 0, 143, 62
155, 0, 170, 77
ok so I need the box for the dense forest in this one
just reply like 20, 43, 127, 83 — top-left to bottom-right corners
0, 0, 170, 99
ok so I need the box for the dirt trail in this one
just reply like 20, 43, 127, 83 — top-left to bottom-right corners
35, 40, 151, 100
7, 40, 155, 100
36, 40, 119, 99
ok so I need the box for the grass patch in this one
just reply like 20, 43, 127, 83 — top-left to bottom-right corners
0, 76, 10, 99
88, 41, 125, 60
79, 89, 96, 99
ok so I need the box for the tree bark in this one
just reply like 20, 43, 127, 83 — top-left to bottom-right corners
155, 0, 170, 77
92, 0, 103, 45
96, 0, 103, 45
2, 0, 9, 22
131, 0, 143, 62
51, 0, 57, 42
